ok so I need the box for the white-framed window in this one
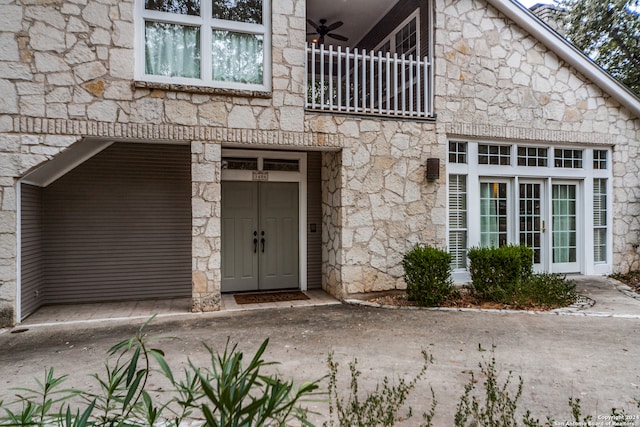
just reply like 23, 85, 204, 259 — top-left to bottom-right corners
593, 150, 608, 170
376, 10, 420, 57
554, 148, 583, 168
478, 144, 511, 165
136, 0, 271, 91
517, 146, 548, 167
447, 140, 612, 278
449, 141, 467, 164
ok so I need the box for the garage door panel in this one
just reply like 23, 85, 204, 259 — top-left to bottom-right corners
41, 143, 192, 305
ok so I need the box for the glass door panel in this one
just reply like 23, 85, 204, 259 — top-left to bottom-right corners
480, 182, 508, 248
518, 182, 543, 268
552, 183, 579, 272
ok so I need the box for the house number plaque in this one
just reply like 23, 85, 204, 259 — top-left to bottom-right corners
252, 171, 269, 181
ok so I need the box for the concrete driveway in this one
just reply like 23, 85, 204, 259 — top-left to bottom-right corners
1, 276, 640, 425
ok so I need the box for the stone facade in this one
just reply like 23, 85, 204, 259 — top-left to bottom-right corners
0, 0, 639, 326
434, 0, 640, 273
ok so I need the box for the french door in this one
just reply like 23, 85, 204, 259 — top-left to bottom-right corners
518, 180, 545, 271
480, 178, 581, 273
550, 182, 579, 273
221, 181, 299, 292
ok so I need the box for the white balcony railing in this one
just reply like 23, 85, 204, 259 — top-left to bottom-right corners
305, 43, 434, 118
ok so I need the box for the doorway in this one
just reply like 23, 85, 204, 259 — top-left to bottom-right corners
221, 181, 299, 292
480, 178, 581, 273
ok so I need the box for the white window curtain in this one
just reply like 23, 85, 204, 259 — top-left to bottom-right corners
212, 31, 263, 84
145, 22, 200, 78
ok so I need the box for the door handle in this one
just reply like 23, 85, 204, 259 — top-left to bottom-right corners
253, 231, 258, 253
261, 237, 265, 253
541, 220, 546, 233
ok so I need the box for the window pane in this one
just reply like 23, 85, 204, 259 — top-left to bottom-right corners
263, 159, 299, 171
552, 184, 577, 263
449, 141, 467, 164
222, 157, 258, 170
593, 150, 608, 170
480, 182, 508, 247
212, 31, 263, 84
145, 22, 200, 78
212, 0, 262, 24
146, 0, 200, 15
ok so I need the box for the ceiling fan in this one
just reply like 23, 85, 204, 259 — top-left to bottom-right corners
306, 18, 348, 44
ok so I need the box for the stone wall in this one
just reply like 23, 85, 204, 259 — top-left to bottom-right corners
311, 115, 445, 295
1, 0, 640, 324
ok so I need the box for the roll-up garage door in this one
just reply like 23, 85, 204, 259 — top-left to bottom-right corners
36, 142, 191, 306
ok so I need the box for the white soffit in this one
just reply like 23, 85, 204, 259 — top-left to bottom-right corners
487, 0, 640, 119
22, 140, 114, 187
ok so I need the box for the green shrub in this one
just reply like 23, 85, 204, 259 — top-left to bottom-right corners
468, 245, 533, 302
513, 273, 577, 309
402, 245, 455, 306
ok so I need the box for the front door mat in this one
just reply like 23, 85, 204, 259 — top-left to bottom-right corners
233, 290, 310, 305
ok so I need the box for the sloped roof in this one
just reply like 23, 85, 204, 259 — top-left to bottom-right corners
488, 0, 640, 119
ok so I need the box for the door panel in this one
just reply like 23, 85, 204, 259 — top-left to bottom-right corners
552, 183, 579, 273
479, 181, 508, 248
221, 181, 299, 292
518, 181, 544, 271
221, 182, 259, 292
259, 182, 299, 290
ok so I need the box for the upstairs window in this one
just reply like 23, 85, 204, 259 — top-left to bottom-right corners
137, 0, 271, 91
376, 10, 419, 57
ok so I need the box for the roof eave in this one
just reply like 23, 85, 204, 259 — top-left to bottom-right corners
486, 0, 640, 119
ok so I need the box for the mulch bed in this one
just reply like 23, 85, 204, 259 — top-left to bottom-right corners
365, 288, 556, 311
610, 271, 640, 294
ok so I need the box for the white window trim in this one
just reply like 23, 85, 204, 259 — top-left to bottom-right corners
447, 139, 613, 280
374, 9, 420, 57
135, 0, 272, 92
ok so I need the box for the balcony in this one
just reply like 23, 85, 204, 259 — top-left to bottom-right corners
306, 43, 434, 119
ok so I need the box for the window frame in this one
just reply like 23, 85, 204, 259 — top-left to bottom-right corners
135, 0, 272, 92
374, 9, 420, 57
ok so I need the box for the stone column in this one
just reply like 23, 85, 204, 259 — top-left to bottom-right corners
321, 150, 343, 299
191, 141, 221, 312
0, 178, 16, 327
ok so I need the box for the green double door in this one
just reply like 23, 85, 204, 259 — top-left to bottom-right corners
221, 181, 299, 292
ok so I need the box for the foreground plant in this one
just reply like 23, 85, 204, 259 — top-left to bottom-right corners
454, 346, 554, 427
323, 350, 436, 427
0, 317, 320, 427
